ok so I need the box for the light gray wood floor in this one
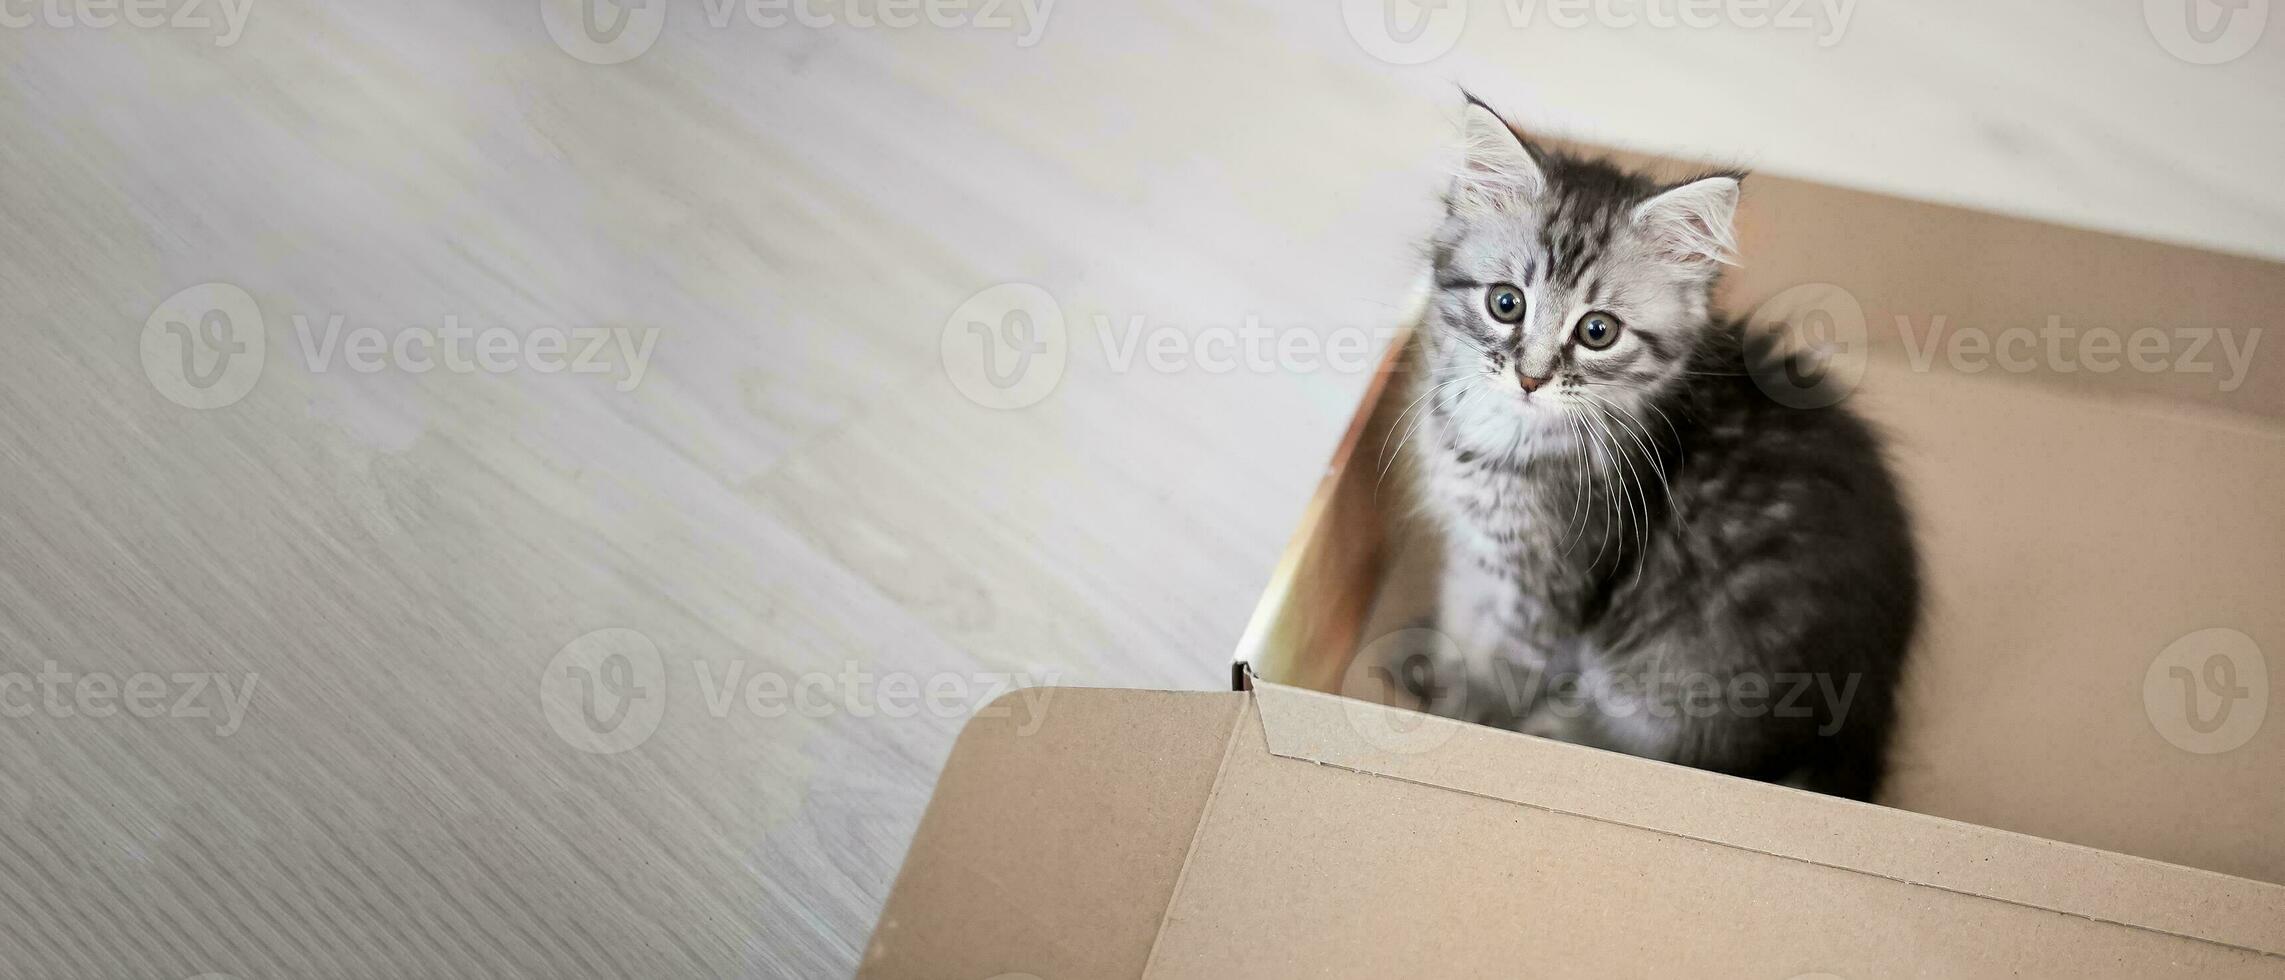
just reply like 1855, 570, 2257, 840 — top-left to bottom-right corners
1, 1, 2280, 976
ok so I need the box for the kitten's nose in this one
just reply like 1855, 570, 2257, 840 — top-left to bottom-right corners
1517, 370, 1549, 394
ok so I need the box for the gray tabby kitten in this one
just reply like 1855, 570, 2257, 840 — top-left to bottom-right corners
1405, 97, 1917, 800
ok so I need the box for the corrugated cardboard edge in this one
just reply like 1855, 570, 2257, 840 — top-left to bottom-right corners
1250, 681, 2285, 960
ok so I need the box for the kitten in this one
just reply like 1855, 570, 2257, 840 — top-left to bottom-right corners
1403, 96, 1918, 800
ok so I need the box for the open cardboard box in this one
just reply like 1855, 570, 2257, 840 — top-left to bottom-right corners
859, 151, 2285, 977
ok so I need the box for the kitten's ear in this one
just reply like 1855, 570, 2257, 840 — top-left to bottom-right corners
1452, 96, 1546, 213
1633, 174, 1742, 267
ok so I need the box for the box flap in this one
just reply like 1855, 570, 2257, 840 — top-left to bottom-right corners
872, 686, 2285, 975
1240, 681, 2285, 961
1134, 687, 2285, 977
858, 689, 1247, 978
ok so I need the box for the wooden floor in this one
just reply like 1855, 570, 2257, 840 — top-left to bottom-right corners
0, 2, 2279, 976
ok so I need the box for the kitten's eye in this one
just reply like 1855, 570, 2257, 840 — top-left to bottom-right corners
1576, 311, 1624, 350
1484, 284, 1526, 324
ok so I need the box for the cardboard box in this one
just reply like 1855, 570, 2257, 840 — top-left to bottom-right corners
860, 155, 2285, 977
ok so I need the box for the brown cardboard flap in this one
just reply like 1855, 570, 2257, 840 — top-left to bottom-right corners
1148, 693, 2285, 978
872, 687, 2285, 977
1249, 682, 2285, 960
859, 689, 1248, 979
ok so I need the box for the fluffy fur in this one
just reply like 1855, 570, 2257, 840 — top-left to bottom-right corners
1403, 97, 1918, 800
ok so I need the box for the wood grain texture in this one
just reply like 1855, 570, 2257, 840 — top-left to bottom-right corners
0, 1, 2277, 976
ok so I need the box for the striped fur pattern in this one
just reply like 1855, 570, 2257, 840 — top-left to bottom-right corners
1403, 98, 1919, 800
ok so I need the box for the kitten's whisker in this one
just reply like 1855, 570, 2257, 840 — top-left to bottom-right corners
1555, 407, 1591, 556
1571, 411, 1600, 559
1608, 412, 1654, 580
1378, 376, 1473, 496
1577, 390, 1685, 537
1553, 406, 1590, 550
1571, 380, 1690, 442
1587, 388, 1679, 455
1615, 416, 1649, 572
1640, 401, 1685, 449
1578, 399, 1648, 564
1575, 391, 1658, 469
1582, 410, 1624, 573
1634, 405, 1691, 535
1380, 375, 1471, 473
1597, 409, 1652, 587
